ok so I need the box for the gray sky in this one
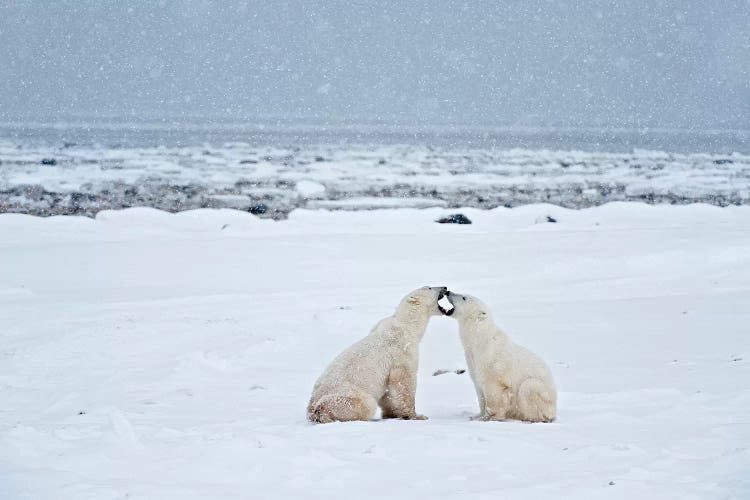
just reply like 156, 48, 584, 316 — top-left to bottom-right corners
1, 0, 749, 128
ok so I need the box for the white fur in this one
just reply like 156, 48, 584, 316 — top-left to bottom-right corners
307, 286, 445, 423
447, 293, 557, 422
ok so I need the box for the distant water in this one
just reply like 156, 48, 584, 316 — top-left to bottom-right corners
1, 120, 748, 153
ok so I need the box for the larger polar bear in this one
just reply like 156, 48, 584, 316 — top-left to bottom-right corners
307, 286, 446, 423
442, 291, 557, 422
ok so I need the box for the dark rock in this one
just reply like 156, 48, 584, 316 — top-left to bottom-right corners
436, 213, 472, 224
714, 159, 733, 165
248, 203, 268, 215
314, 156, 326, 162
433, 368, 467, 376
235, 180, 256, 188
176, 185, 201, 196
40, 158, 57, 165
546, 216, 557, 223
69, 192, 97, 208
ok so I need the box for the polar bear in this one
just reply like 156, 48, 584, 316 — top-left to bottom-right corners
307, 286, 446, 423
441, 291, 557, 422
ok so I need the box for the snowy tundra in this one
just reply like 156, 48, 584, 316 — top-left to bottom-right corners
0, 203, 749, 499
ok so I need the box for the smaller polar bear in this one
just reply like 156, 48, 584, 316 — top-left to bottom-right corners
442, 291, 557, 422
307, 286, 447, 423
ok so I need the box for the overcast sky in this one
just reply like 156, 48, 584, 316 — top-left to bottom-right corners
1, 0, 748, 128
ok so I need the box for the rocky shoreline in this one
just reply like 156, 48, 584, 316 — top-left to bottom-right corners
2, 143, 749, 219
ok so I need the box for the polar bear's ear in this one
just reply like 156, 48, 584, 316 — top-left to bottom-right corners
477, 311, 488, 321
407, 295, 421, 305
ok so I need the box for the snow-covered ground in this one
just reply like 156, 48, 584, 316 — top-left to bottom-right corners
1, 203, 748, 499
2, 140, 749, 217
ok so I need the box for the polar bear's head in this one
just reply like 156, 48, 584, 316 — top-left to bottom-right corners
396, 286, 449, 319
440, 291, 492, 323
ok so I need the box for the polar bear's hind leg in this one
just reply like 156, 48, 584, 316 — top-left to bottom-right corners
308, 391, 378, 423
516, 378, 556, 422
480, 384, 513, 421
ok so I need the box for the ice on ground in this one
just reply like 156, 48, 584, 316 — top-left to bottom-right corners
0, 203, 749, 499
307, 196, 448, 210
295, 180, 326, 199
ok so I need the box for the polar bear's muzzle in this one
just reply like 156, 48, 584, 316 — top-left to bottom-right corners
437, 290, 455, 316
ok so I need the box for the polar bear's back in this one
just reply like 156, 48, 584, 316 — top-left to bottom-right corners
503, 340, 555, 390
311, 320, 394, 400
